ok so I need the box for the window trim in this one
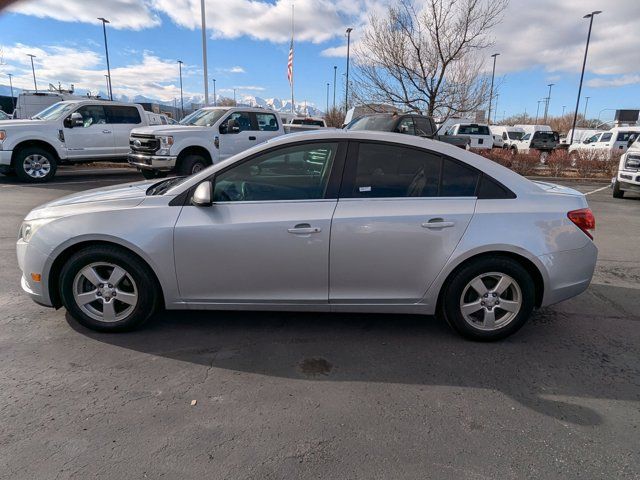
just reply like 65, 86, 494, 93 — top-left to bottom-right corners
339, 140, 515, 200
194, 139, 348, 204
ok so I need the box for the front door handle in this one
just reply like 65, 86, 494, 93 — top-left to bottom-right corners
422, 218, 455, 229
248, 136, 257, 141
102, 130, 112, 134
288, 223, 322, 234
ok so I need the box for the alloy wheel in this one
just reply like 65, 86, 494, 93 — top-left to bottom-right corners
459, 272, 522, 331
23, 154, 51, 179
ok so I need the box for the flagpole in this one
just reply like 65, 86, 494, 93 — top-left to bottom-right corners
290, 3, 294, 114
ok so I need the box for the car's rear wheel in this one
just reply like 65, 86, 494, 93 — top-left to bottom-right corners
441, 257, 535, 341
60, 245, 159, 332
14, 146, 57, 183
178, 154, 208, 176
612, 180, 624, 198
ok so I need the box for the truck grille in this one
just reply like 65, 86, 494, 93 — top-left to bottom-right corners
130, 134, 160, 154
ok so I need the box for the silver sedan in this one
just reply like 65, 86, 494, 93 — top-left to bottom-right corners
17, 130, 597, 340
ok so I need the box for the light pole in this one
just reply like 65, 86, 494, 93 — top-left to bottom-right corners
27, 54, 37, 92
562, 105, 566, 116
6, 73, 15, 111
569, 10, 602, 144
487, 53, 500, 125
344, 27, 353, 113
543, 83, 554, 123
200, 0, 209, 106
97, 18, 113, 100
583, 96, 591, 126
212, 78, 216, 106
326, 82, 330, 113
493, 93, 499, 124
233, 88, 237, 105
104, 75, 110, 97
535, 99, 543, 124
333, 65, 337, 110
177, 60, 184, 120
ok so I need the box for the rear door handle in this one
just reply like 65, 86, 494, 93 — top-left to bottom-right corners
288, 223, 322, 234
422, 219, 455, 229
248, 136, 256, 141
102, 130, 112, 134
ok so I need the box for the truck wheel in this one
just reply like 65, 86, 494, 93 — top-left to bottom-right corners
141, 169, 167, 180
14, 146, 57, 183
612, 180, 624, 199
178, 154, 208, 176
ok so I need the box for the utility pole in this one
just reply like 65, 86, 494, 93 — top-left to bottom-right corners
27, 54, 37, 92
535, 100, 543, 125
6, 73, 15, 111
493, 93, 499, 124
233, 88, 237, 105
332, 65, 337, 110
487, 53, 500, 125
562, 105, 566, 116
326, 82, 330, 113
543, 83, 554, 123
177, 60, 184, 120
97, 18, 113, 100
569, 10, 602, 144
200, 0, 209, 105
212, 78, 216, 106
104, 75, 110, 97
344, 27, 353, 113
583, 96, 591, 126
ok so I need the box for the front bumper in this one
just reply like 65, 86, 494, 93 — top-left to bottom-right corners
0, 149, 12, 166
617, 171, 640, 192
17, 239, 53, 307
128, 153, 177, 171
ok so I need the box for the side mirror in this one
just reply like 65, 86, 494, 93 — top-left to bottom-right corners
228, 119, 240, 133
64, 112, 83, 128
191, 181, 212, 207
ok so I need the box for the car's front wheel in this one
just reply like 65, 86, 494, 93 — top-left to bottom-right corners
59, 245, 159, 332
178, 154, 208, 176
441, 256, 535, 341
612, 179, 624, 198
15, 146, 57, 182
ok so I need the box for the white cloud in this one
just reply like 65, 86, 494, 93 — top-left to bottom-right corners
215, 66, 246, 74
8, 0, 160, 30
587, 75, 640, 88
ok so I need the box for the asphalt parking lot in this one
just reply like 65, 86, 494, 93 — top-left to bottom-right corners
1, 167, 639, 479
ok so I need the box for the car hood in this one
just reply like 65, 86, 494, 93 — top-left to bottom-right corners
1, 119, 50, 128
131, 124, 211, 136
25, 180, 157, 221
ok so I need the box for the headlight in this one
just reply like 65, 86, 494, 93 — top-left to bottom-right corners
0, 130, 6, 141
156, 135, 174, 156
19, 218, 57, 242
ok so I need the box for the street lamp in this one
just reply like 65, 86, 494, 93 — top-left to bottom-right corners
344, 27, 353, 113
200, 0, 209, 106
583, 96, 591, 126
333, 65, 337, 110
233, 88, 237, 105
177, 60, 184, 120
104, 75, 110, 97
212, 78, 216, 106
569, 10, 602, 144
26, 54, 37, 92
326, 82, 330, 113
535, 99, 543, 124
97, 18, 113, 101
543, 83, 554, 123
6, 73, 15, 111
493, 93, 499, 124
562, 105, 566, 116
487, 53, 500, 125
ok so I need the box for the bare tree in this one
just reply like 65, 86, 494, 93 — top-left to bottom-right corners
353, 0, 507, 119
324, 107, 346, 128
216, 97, 237, 107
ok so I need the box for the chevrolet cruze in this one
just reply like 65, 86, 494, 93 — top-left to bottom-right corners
17, 130, 597, 340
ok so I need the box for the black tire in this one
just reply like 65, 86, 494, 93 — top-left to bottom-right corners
612, 180, 624, 199
510, 147, 517, 155
59, 245, 160, 332
14, 146, 57, 183
440, 256, 535, 341
141, 169, 167, 180
178, 154, 208, 176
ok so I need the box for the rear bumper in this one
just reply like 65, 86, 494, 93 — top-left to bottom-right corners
538, 241, 598, 307
128, 153, 177, 171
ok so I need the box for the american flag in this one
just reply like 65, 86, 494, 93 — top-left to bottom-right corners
287, 39, 293, 86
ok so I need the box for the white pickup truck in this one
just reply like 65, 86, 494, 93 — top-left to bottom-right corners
0, 100, 153, 182
128, 106, 285, 178
612, 137, 640, 198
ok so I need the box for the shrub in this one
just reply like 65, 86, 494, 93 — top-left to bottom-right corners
545, 150, 572, 177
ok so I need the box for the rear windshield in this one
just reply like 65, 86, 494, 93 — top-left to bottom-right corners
458, 124, 490, 135
291, 118, 324, 126
532, 131, 558, 141
347, 115, 396, 131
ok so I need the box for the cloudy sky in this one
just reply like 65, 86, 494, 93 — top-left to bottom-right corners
0, 0, 638, 120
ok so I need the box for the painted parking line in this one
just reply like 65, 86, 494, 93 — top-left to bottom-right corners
585, 185, 611, 195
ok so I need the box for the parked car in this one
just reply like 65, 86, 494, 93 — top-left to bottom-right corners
442, 123, 493, 149
128, 106, 285, 179
568, 127, 640, 159
511, 130, 560, 161
346, 113, 470, 149
0, 100, 152, 182
17, 130, 597, 341
490, 126, 525, 149
612, 150, 640, 198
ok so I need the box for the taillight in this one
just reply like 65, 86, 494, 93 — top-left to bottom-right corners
568, 208, 595, 239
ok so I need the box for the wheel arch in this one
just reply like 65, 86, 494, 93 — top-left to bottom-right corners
47, 238, 166, 309
12, 139, 62, 167
434, 250, 546, 314
176, 145, 213, 168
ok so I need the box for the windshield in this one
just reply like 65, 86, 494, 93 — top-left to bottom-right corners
179, 108, 229, 127
347, 115, 396, 131
32, 102, 76, 121
508, 131, 524, 140
458, 124, 490, 135
146, 176, 188, 196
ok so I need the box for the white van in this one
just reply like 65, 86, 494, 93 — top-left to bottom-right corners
444, 123, 493, 149
13, 91, 86, 119
490, 126, 525, 149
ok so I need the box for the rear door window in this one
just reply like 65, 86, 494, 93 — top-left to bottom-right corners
599, 132, 613, 142
440, 158, 480, 197
105, 105, 142, 124
256, 112, 279, 131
